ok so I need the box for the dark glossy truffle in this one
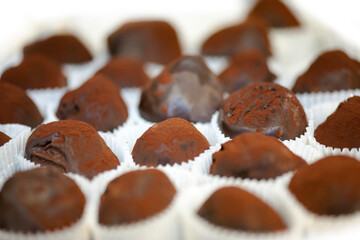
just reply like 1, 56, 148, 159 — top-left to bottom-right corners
99, 169, 176, 225
95, 57, 150, 88
289, 156, 360, 216
0, 132, 11, 147
25, 120, 119, 179
0, 168, 85, 233
198, 186, 286, 232
132, 118, 210, 167
211, 133, 307, 179
247, 0, 300, 28
0, 54, 66, 90
139, 55, 223, 122
219, 50, 276, 93
0, 82, 43, 128
218, 82, 307, 140
201, 19, 271, 58
107, 21, 181, 65
292, 50, 360, 93
315, 96, 360, 149
23, 34, 93, 64
56, 75, 128, 131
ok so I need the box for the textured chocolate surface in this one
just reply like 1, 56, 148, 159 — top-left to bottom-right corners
0, 132, 11, 147
219, 82, 307, 140
132, 118, 210, 167
99, 169, 176, 225
211, 133, 307, 179
56, 75, 128, 131
25, 120, 119, 179
0, 168, 85, 233
139, 55, 222, 123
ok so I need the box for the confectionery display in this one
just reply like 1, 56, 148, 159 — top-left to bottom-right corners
289, 156, 360, 216
99, 169, 176, 225
56, 75, 128, 131
0, 167, 85, 232
211, 132, 307, 179
139, 55, 223, 122
132, 118, 210, 166
197, 186, 286, 232
218, 82, 307, 140
25, 120, 119, 179
0, 132, 11, 147
0, 54, 67, 89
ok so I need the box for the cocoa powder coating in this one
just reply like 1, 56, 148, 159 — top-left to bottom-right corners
0, 132, 11, 147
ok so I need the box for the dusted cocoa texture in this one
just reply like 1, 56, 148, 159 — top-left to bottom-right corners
219, 82, 307, 140
247, 0, 300, 28
0, 82, 43, 128
211, 133, 307, 179
23, 34, 93, 64
292, 50, 360, 93
315, 96, 360, 149
198, 186, 286, 232
99, 169, 176, 225
289, 156, 360, 216
25, 120, 119, 179
132, 118, 210, 167
201, 19, 271, 58
0, 168, 85, 233
56, 75, 128, 131
139, 55, 223, 122
219, 50, 276, 93
0, 132, 11, 147
107, 21, 181, 65
95, 57, 150, 88
0, 54, 67, 90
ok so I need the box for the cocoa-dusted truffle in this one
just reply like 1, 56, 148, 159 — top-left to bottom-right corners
201, 19, 271, 58
0, 82, 43, 128
0, 54, 66, 90
198, 186, 286, 232
0, 132, 11, 147
23, 34, 93, 64
107, 21, 181, 65
219, 50, 276, 93
219, 82, 307, 140
56, 75, 128, 131
0, 168, 85, 233
315, 96, 360, 149
132, 118, 210, 167
211, 133, 307, 179
247, 0, 300, 28
99, 169, 176, 225
25, 120, 119, 179
139, 55, 222, 123
292, 50, 360, 93
95, 57, 150, 88
289, 156, 360, 216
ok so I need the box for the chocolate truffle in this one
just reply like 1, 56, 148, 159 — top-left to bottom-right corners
315, 96, 360, 149
247, 0, 300, 28
292, 50, 360, 93
0, 132, 11, 147
25, 120, 119, 179
201, 19, 271, 58
198, 186, 286, 232
95, 57, 150, 88
211, 133, 307, 179
218, 82, 307, 140
107, 21, 181, 65
56, 75, 128, 131
0, 54, 67, 90
0, 167, 85, 233
139, 55, 223, 123
0, 82, 43, 128
23, 34, 93, 64
218, 50, 276, 93
99, 169, 176, 225
132, 118, 210, 167
289, 156, 360, 216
